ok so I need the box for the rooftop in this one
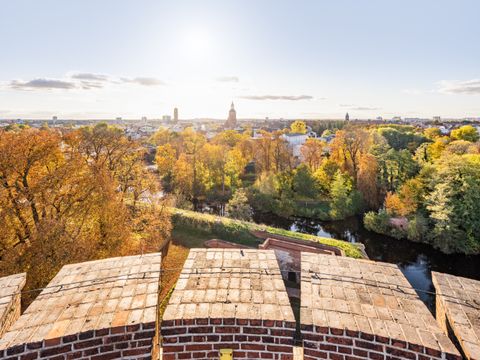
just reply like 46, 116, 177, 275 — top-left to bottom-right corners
0, 253, 161, 350
162, 248, 295, 322
432, 272, 480, 359
300, 253, 459, 355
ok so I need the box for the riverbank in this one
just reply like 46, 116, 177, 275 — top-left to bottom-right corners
170, 208, 365, 258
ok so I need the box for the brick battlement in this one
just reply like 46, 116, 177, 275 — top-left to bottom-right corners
0, 322, 156, 360
161, 318, 296, 359
301, 326, 460, 360
300, 253, 461, 360
0, 253, 161, 360
160, 249, 296, 359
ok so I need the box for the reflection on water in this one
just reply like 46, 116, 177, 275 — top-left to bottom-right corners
253, 212, 480, 310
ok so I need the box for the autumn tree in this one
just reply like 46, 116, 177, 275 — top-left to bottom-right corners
290, 120, 307, 134
450, 125, 479, 142
330, 127, 370, 180
357, 153, 381, 209
0, 125, 171, 303
156, 143, 177, 179
300, 138, 326, 171
424, 127, 442, 140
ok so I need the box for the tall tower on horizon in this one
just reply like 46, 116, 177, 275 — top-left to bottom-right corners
173, 107, 178, 123
224, 102, 237, 128
345, 112, 350, 121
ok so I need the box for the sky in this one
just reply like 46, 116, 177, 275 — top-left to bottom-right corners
0, 0, 479, 120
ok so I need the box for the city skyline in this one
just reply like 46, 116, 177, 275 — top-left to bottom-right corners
1, 0, 479, 120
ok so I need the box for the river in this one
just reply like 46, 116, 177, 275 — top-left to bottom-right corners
253, 212, 480, 310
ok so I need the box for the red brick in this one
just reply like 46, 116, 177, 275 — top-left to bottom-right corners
326, 336, 353, 346
337, 346, 353, 354
20, 353, 38, 360
386, 347, 416, 359
223, 318, 235, 325
425, 347, 442, 358
91, 351, 123, 360
355, 340, 384, 352
216, 326, 240, 333
189, 326, 213, 333
40, 345, 72, 357
185, 344, 212, 351
266, 345, 291, 352
331, 328, 344, 336
241, 344, 265, 351
163, 345, 185, 352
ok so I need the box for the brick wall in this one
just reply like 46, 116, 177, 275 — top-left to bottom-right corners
301, 326, 462, 360
161, 318, 296, 359
0, 322, 157, 360
0, 293, 22, 339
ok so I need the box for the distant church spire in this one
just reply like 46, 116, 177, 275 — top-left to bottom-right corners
225, 101, 237, 129
345, 112, 350, 121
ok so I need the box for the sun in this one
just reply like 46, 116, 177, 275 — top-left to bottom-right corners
183, 28, 211, 55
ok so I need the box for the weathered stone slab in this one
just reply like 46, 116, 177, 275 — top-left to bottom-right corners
0, 253, 161, 359
0, 273, 26, 338
301, 253, 460, 360
433, 271, 480, 360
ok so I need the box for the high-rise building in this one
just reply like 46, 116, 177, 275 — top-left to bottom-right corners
224, 102, 237, 128
173, 107, 178, 123
345, 112, 350, 121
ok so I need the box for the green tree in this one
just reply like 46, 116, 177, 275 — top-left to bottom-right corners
293, 164, 318, 198
225, 188, 253, 221
426, 156, 480, 254
329, 171, 362, 220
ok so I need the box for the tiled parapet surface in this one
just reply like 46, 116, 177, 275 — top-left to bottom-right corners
300, 253, 461, 360
161, 248, 296, 359
0, 253, 161, 359
432, 272, 480, 360
0, 273, 26, 338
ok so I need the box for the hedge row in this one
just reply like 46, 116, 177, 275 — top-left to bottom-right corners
170, 209, 364, 258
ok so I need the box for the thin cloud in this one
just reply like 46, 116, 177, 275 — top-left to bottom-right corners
239, 95, 313, 101
438, 79, 480, 94
70, 73, 109, 82
216, 76, 239, 82
6, 73, 166, 91
122, 77, 165, 86
10, 79, 77, 90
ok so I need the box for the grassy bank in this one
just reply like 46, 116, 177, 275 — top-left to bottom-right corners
170, 208, 364, 258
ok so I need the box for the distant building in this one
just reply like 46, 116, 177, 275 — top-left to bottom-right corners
433, 116, 441, 122
224, 102, 237, 128
281, 132, 309, 157
162, 115, 172, 122
345, 112, 349, 121
173, 107, 178, 122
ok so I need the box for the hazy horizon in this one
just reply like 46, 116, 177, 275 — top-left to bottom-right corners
1, 0, 479, 120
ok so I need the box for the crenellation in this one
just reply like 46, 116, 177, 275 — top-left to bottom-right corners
300, 253, 461, 360
0, 254, 161, 360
